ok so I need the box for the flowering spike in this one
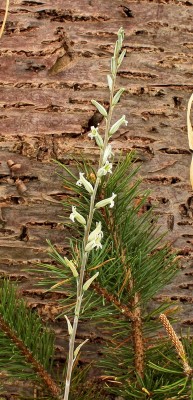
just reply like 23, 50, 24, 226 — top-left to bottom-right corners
63, 28, 127, 400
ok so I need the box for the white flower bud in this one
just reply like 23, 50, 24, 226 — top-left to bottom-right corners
88, 126, 104, 148
118, 49, 126, 67
107, 74, 113, 91
69, 206, 86, 225
85, 240, 96, 252
76, 172, 94, 194
114, 40, 119, 58
91, 100, 107, 117
117, 27, 124, 49
117, 27, 124, 40
85, 234, 103, 252
88, 222, 103, 242
111, 57, 116, 75
95, 193, 117, 209
112, 88, 125, 106
109, 115, 128, 136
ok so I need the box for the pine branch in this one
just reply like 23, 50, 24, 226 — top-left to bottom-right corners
102, 202, 145, 378
0, 314, 60, 398
0, 280, 62, 398
131, 295, 144, 379
91, 279, 134, 320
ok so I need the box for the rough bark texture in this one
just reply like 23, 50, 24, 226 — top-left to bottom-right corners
1, 0, 193, 393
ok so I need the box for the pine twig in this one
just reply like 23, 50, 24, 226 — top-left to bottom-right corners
91, 280, 134, 320
104, 208, 144, 378
131, 294, 144, 378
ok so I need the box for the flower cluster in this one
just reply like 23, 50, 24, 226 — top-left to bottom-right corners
85, 222, 103, 252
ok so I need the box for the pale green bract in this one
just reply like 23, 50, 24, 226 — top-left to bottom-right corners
83, 272, 99, 291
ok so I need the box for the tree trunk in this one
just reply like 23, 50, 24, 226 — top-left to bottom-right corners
0, 0, 193, 395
